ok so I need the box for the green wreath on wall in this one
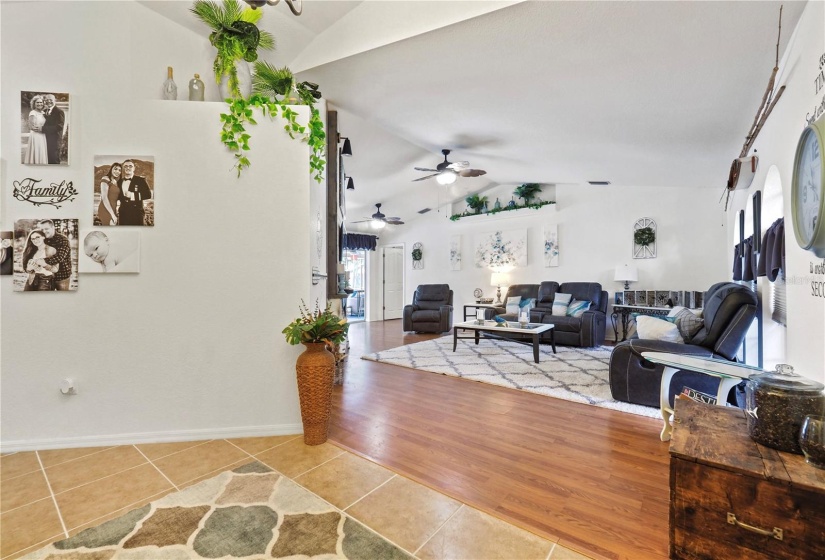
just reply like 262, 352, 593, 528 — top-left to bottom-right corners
634, 227, 656, 247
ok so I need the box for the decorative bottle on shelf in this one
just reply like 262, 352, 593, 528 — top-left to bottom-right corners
162, 66, 177, 100
188, 73, 205, 101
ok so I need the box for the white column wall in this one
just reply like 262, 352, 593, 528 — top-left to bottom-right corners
1, 1, 314, 450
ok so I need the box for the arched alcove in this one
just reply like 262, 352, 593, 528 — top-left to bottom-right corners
761, 165, 786, 369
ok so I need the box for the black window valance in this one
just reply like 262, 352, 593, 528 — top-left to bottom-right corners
344, 233, 378, 251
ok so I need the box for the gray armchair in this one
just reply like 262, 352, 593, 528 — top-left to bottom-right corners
609, 282, 758, 408
403, 284, 454, 333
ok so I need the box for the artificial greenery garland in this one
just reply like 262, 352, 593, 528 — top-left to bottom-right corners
449, 200, 555, 221
634, 226, 656, 246
411, 248, 423, 261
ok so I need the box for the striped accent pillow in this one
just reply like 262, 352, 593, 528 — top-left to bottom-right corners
566, 299, 591, 317
551, 293, 572, 316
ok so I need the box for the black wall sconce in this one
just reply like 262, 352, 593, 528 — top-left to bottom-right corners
345, 176, 355, 190
340, 136, 352, 157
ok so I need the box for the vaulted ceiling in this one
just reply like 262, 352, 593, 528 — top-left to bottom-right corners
144, 0, 804, 226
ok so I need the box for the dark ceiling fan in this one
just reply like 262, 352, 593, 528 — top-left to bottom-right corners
351, 204, 404, 229
413, 149, 487, 185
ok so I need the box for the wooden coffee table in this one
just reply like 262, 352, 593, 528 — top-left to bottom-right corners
453, 320, 556, 363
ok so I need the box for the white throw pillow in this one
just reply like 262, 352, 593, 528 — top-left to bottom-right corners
552, 293, 572, 316
506, 296, 521, 315
636, 315, 684, 343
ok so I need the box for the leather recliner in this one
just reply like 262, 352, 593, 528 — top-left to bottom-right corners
403, 284, 454, 333
609, 282, 758, 408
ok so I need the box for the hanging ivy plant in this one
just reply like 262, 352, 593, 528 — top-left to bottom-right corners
411, 248, 423, 261
219, 62, 325, 180
634, 226, 656, 246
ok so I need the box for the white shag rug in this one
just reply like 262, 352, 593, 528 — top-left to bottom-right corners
362, 337, 659, 419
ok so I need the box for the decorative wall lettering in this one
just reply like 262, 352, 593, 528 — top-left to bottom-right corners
12, 178, 77, 208
811, 260, 825, 298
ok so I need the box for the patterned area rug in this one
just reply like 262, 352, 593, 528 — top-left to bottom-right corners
23, 462, 412, 560
363, 337, 659, 418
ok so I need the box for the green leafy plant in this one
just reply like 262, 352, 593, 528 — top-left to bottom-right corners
634, 226, 656, 246
449, 200, 555, 221
513, 183, 542, 205
465, 194, 489, 214
411, 248, 423, 261
219, 62, 326, 179
190, 0, 275, 99
283, 300, 349, 346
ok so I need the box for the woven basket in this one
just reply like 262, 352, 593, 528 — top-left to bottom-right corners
295, 342, 335, 445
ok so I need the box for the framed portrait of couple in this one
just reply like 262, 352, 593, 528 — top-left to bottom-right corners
92, 155, 155, 227
13, 219, 79, 292
21, 91, 70, 165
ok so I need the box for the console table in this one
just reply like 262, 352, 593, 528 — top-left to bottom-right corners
670, 398, 825, 559
611, 304, 671, 341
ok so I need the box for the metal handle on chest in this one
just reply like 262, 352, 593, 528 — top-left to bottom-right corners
727, 513, 783, 541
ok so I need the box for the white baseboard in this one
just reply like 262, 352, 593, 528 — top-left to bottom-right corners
0, 423, 304, 453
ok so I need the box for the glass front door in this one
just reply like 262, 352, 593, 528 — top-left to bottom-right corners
343, 249, 366, 322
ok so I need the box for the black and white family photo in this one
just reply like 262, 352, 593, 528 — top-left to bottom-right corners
13, 219, 79, 292
1, 231, 13, 276
20, 91, 69, 165
93, 156, 155, 226
79, 229, 140, 273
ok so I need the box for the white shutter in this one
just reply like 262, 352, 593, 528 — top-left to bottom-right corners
771, 272, 787, 326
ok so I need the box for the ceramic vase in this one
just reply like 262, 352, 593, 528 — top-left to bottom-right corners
295, 342, 335, 445
219, 60, 252, 100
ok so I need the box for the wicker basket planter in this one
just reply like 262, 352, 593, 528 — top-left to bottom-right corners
295, 342, 335, 445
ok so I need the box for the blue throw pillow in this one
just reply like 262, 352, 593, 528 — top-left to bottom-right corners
566, 299, 591, 317
519, 297, 536, 311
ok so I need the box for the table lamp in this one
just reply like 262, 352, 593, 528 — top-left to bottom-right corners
614, 264, 638, 290
490, 272, 510, 304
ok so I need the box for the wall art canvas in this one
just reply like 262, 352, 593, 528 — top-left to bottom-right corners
635, 291, 648, 306
93, 155, 155, 226
670, 291, 682, 307
13, 218, 78, 291
647, 291, 656, 308
79, 229, 140, 273
655, 291, 670, 307
474, 229, 527, 268
1, 231, 13, 275
543, 224, 559, 267
21, 91, 69, 165
449, 235, 462, 271
623, 290, 635, 305
614, 292, 624, 305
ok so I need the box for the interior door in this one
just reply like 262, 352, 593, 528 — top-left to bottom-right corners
383, 246, 404, 320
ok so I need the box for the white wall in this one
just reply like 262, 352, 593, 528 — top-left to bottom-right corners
726, 0, 825, 383
1, 1, 318, 450
375, 184, 729, 335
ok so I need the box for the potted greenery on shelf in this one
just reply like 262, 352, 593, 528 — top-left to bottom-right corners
514, 183, 542, 205
190, 0, 274, 99
465, 194, 489, 214
283, 301, 349, 445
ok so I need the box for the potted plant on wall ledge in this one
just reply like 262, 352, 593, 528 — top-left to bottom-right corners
465, 194, 488, 215
283, 301, 349, 445
514, 183, 542, 205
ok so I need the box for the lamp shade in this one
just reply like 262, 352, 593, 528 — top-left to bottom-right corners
490, 272, 510, 287
341, 137, 352, 157
614, 265, 638, 283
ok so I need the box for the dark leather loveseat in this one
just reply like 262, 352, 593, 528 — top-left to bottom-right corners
403, 284, 454, 333
485, 281, 608, 348
609, 282, 758, 408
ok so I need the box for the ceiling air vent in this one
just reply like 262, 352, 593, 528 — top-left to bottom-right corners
588, 181, 611, 186
417, 208, 431, 214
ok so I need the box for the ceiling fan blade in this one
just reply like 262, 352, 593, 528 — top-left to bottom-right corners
447, 161, 470, 170
414, 167, 439, 172
459, 169, 487, 177
386, 220, 405, 225
350, 219, 373, 224
386, 217, 403, 222
413, 173, 441, 181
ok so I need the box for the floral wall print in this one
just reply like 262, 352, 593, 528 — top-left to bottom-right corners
543, 224, 559, 267
474, 229, 527, 268
449, 235, 462, 270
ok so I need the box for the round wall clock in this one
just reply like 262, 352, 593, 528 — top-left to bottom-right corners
791, 115, 825, 257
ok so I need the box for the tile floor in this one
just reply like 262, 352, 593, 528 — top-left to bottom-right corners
0, 436, 593, 560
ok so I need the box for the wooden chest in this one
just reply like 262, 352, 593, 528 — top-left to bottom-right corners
669, 398, 825, 560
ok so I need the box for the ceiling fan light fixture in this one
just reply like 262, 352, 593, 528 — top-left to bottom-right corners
436, 171, 458, 185
341, 137, 352, 157
371, 219, 386, 230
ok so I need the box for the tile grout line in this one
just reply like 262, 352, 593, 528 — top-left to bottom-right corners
132, 445, 178, 491
35, 451, 69, 538
413, 503, 464, 556
49, 460, 154, 497
230, 435, 303, 458
2, 531, 66, 560
287, 449, 347, 479
341, 473, 397, 512
137, 439, 213, 462
37, 446, 116, 471
545, 542, 557, 560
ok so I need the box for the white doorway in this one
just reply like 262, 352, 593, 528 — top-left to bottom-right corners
382, 245, 404, 320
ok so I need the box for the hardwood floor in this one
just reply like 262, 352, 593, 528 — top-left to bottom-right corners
329, 320, 671, 560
